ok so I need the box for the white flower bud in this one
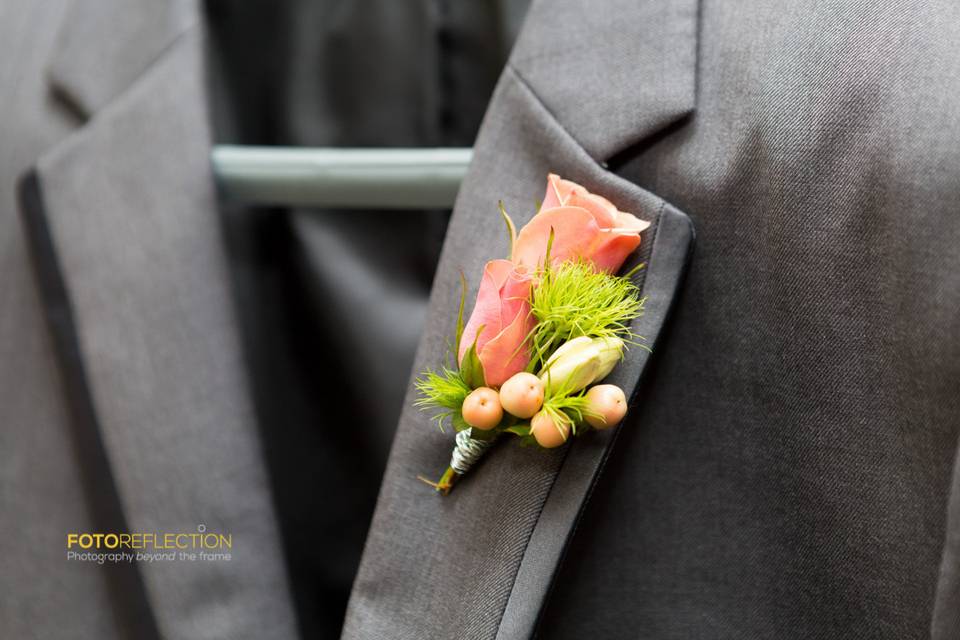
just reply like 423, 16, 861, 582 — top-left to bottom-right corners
539, 336, 624, 394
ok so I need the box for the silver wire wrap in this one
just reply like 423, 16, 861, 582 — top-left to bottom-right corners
449, 430, 495, 475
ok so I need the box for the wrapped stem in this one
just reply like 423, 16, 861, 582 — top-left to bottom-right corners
420, 430, 496, 495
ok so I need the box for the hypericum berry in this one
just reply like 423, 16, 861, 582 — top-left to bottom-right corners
530, 411, 571, 448
584, 384, 627, 429
461, 387, 503, 430
498, 372, 545, 419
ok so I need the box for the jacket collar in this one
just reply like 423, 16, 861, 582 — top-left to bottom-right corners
508, 0, 698, 162
48, 0, 198, 119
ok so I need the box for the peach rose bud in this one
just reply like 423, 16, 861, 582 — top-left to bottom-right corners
538, 336, 624, 395
512, 174, 651, 273
458, 260, 535, 387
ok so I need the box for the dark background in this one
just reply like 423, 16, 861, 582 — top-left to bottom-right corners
204, 1, 529, 636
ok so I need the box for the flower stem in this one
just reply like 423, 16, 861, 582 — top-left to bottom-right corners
416, 466, 459, 495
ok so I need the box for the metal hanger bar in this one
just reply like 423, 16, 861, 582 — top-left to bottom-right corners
211, 146, 473, 209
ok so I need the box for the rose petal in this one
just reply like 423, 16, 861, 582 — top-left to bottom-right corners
589, 231, 643, 273
479, 298, 535, 386
462, 175, 650, 376
615, 210, 652, 232
590, 193, 620, 220
567, 192, 618, 228
498, 268, 533, 331
458, 259, 513, 363
513, 206, 601, 269
541, 173, 580, 210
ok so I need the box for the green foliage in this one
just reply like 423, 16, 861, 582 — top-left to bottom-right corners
541, 390, 598, 437
451, 413, 471, 432
503, 423, 531, 437
414, 367, 471, 431
454, 271, 468, 358
459, 337, 486, 389
499, 201, 518, 259
529, 260, 645, 368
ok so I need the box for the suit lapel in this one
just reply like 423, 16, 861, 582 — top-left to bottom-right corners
21, 14, 299, 640
509, 0, 699, 161
933, 444, 960, 638
344, 14, 697, 630
497, 198, 693, 639
47, 0, 198, 118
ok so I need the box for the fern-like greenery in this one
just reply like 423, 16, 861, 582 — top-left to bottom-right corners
529, 260, 644, 369
414, 367, 471, 431
541, 391, 598, 437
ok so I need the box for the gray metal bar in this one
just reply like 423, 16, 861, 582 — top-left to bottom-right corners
211, 145, 473, 209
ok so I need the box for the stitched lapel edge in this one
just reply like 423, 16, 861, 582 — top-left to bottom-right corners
496, 201, 695, 640
932, 433, 960, 638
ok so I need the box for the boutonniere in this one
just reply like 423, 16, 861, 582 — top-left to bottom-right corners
416, 174, 651, 494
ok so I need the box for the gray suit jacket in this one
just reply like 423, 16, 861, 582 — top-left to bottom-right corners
3, 0, 297, 637
343, 1, 960, 638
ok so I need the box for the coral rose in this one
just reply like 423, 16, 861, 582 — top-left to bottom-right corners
459, 174, 648, 387
458, 259, 535, 387
513, 174, 650, 273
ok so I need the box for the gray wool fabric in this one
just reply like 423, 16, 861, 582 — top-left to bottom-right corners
47, 0, 197, 117
0, 2, 117, 638
6, 0, 299, 638
205, 2, 529, 634
27, 26, 298, 639
341, 67, 691, 640
344, 0, 960, 638
937, 448, 960, 638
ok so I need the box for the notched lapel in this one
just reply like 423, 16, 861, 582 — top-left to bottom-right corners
343, 65, 694, 640
509, 0, 699, 162
47, 0, 198, 118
